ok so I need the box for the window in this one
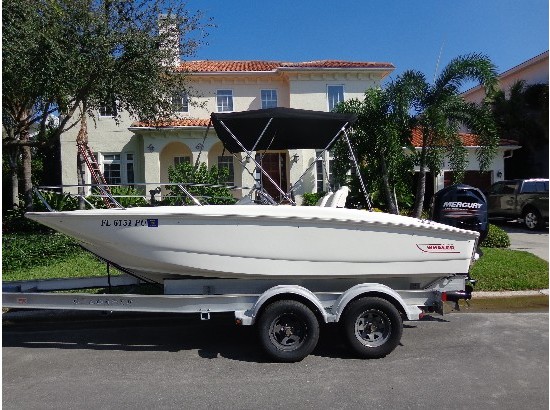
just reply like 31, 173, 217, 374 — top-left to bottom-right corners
99, 153, 134, 185
171, 92, 189, 113
174, 156, 191, 166
315, 150, 337, 192
217, 155, 234, 185
261, 90, 277, 109
216, 90, 233, 112
327, 85, 344, 111
522, 181, 549, 193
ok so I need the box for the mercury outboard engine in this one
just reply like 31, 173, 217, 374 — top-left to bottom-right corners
431, 184, 487, 307
431, 184, 489, 243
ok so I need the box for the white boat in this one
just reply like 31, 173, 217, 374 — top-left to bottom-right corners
25, 202, 479, 284
27, 108, 480, 286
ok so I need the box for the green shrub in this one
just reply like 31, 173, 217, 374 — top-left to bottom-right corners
167, 162, 236, 205
86, 186, 149, 208
301, 192, 325, 206
480, 224, 511, 248
34, 190, 79, 211
2, 207, 50, 234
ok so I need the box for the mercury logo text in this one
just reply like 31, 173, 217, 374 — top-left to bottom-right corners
443, 201, 482, 209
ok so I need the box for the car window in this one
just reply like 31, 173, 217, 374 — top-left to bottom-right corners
488, 182, 504, 194
522, 181, 537, 193
522, 181, 549, 193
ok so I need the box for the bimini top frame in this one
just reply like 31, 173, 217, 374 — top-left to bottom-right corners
210, 107, 372, 209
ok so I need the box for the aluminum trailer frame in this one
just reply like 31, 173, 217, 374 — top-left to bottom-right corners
3, 274, 471, 362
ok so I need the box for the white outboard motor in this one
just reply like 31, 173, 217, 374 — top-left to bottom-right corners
431, 184, 489, 244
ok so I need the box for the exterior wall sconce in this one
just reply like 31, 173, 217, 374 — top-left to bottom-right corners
147, 144, 155, 152
291, 153, 300, 163
496, 170, 503, 178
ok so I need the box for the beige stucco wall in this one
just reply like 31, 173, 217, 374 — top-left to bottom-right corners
186, 74, 290, 116
286, 72, 380, 110
60, 110, 141, 191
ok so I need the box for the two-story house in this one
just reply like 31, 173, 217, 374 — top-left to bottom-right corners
60, 60, 395, 203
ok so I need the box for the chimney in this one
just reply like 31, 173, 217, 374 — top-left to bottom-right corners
158, 14, 180, 67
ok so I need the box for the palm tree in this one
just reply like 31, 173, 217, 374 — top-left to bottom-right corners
404, 53, 499, 218
334, 85, 415, 214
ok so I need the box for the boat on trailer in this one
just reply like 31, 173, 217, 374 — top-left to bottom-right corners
26, 108, 480, 286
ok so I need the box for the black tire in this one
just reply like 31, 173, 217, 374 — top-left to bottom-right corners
341, 297, 403, 359
523, 207, 543, 230
257, 300, 319, 362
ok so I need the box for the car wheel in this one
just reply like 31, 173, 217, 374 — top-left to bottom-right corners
523, 208, 543, 230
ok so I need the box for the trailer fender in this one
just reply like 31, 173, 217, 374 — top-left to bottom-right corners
234, 285, 328, 326
331, 284, 422, 322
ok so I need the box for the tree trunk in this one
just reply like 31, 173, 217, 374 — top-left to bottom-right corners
380, 156, 397, 214
76, 107, 88, 210
412, 146, 428, 218
7, 148, 20, 209
20, 130, 34, 211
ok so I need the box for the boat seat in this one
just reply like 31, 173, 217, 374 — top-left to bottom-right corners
326, 186, 349, 208
315, 192, 334, 206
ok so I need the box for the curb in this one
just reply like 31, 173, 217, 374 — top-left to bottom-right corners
473, 289, 549, 299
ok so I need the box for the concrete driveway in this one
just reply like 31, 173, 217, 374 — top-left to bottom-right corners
498, 222, 549, 261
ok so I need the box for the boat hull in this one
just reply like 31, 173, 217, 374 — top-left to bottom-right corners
26, 205, 479, 284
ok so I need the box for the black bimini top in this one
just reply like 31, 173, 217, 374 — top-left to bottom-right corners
210, 107, 357, 154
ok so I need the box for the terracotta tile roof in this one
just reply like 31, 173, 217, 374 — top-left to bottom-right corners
176, 60, 395, 73
281, 60, 395, 69
410, 128, 518, 147
131, 118, 211, 128
177, 61, 280, 72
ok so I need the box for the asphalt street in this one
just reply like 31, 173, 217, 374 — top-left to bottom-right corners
2, 312, 549, 409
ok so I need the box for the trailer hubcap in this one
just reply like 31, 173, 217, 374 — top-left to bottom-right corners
269, 313, 307, 351
355, 310, 391, 347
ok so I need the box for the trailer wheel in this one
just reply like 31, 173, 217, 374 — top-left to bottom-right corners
258, 300, 319, 362
342, 297, 403, 359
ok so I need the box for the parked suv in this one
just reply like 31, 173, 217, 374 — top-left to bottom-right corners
486, 179, 549, 230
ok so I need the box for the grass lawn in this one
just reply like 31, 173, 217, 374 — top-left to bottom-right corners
2, 232, 112, 282
470, 247, 549, 291
2, 232, 549, 291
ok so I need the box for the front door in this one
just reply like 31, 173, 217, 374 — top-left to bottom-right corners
256, 153, 287, 201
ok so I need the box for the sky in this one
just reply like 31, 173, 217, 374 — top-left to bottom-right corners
184, 0, 548, 89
